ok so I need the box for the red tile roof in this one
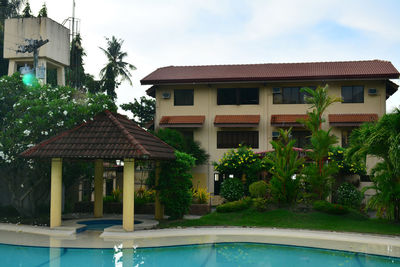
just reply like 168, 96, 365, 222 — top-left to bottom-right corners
214, 115, 260, 124
159, 116, 205, 125
141, 60, 399, 85
20, 111, 175, 160
271, 114, 308, 124
329, 114, 378, 123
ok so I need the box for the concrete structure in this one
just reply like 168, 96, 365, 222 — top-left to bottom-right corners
3, 17, 70, 85
141, 60, 400, 195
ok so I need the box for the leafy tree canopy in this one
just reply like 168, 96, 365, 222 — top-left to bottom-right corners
0, 0, 25, 76
120, 96, 155, 128
0, 74, 116, 215
66, 34, 86, 89
155, 128, 208, 166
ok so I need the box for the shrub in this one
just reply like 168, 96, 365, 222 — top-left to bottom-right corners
329, 146, 366, 176
134, 188, 155, 206
313, 200, 349, 215
265, 129, 304, 204
103, 188, 122, 203
336, 183, 362, 209
220, 178, 244, 202
252, 197, 269, 212
192, 187, 210, 204
249, 180, 268, 198
159, 151, 196, 219
216, 198, 252, 213
214, 145, 262, 194
103, 195, 114, 203
0, 205, 19, 217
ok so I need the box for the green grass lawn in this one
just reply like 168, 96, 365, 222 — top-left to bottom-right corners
160, 208, 400, 236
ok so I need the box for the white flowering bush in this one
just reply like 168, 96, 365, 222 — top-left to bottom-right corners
335, 182, 363, 209
0, 73, 116, 215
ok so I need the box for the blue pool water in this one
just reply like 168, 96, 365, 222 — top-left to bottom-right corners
0, 242, 399, 267
77, 219, 141, 231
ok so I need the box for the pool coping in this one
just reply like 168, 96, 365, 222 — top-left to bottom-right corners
0, 215, 159, 237
0, 223, 399, 257
99, 227, 400, 258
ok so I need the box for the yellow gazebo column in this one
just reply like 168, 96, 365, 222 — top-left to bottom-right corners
123, 158, 135, 231
155, 161, 164, 220
94, 159, 104, 218
50, 158, 62, 228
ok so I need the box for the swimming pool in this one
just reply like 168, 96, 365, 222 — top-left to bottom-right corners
1, 242, 399, 266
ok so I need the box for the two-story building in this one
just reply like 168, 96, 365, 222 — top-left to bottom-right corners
141, 60, 399, 195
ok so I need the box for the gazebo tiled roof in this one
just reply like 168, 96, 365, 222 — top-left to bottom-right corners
20, 111, 175, 160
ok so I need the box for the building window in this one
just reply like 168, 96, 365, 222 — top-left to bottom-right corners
290, 130, 311, 148
341, 86, 364, 103
217, 131, 259, 148
217, 88, 259, 105
341, 129, 354, 148
174, 89, 194, 106
273, 87, 315, 104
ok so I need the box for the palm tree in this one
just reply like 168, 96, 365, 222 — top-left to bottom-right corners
99, 36, 136, 100
347, 109, 400, 221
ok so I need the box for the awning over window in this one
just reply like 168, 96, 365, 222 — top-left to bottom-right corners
159, 115, 205, 128
214, 115, 260, 127
329, 114, 378, 126
270, 114, 308, 127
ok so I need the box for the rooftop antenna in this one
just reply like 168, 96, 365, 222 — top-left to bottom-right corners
71, 0, 75, 40
62, 0, 80, 42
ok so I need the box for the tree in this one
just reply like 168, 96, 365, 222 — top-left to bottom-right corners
300, 86, 341, 200
66, 34, 86, 89
155, 128, 208, 166
347, 110, 400, 221
0, 0, 25, 76
265, 129, 305, 204
21, 0, 31, 18
99, 36, 136, 100
84, 74, 102, 94
158, 151, 195, 219
0, 73, 116, 215
120, 96, 155, 128
37, 2, 47, 17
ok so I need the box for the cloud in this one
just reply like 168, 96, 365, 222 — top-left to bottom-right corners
27, 0, 400, 113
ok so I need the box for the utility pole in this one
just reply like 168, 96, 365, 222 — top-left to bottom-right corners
16, 38, 49, 77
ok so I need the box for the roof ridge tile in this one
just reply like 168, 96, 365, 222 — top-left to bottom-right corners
105, 111, 150, 157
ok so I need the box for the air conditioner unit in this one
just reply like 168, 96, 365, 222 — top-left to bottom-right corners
272, 87, 281, 94
162, 92, 171, 99
272, 131, 280, 138
368, 88, 377, 95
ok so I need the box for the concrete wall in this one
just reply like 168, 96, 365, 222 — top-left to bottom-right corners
154, 79, 387, 193
4, 17, 70, 66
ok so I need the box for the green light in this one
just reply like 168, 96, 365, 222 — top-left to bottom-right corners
22, 73, 35, 86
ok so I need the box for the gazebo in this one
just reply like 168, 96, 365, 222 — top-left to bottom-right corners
20, 110, 175, 231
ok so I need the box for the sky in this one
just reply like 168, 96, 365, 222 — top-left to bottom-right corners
27, 0, 400, 115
